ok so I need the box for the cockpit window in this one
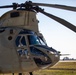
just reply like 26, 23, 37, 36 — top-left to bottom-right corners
30, 47, 51, 66
39, 37, 47, 46
21, 36, 26, 46
15, 36, 26, 47
28, 35, 41, 45
15, 36, 21, 47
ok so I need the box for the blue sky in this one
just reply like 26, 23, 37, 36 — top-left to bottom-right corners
0, 0, 76, 59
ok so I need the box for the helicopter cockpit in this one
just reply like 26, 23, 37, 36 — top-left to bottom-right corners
15, 28, 59, 69
0, 24, 59, 73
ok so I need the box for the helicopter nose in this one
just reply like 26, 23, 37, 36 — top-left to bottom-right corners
47, 47, 60, 65
30, 46, 52, 68
31, 45, 60, 68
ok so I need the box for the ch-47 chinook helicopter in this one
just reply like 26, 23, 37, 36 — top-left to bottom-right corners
0, 1, 76, 75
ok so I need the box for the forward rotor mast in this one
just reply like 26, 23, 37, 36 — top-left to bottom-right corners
0, 2, 40, 33
0, 1, 76, 32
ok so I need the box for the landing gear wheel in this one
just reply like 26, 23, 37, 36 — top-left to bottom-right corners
19, 73, 22, 75
29, 72, 33, 75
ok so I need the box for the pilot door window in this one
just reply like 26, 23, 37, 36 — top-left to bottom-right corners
15, 36, 26, 47
15, 36, 29, 59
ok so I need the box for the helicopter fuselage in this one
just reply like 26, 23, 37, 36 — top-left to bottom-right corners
0, 9, 60, 73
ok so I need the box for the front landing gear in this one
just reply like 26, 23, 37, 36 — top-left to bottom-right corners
18, 72, 33, 75
19, 73, 22, 75
12, 72, 33, 75
29, 72, 33, 75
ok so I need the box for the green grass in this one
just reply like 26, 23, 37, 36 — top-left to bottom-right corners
34, 70, 76, 75
52, 61, 76, 69
34, 61, 76, 75
0, 61, 76, 75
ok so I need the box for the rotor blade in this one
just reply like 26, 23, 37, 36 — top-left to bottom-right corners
0, 5, 13, 8
0, 3, 20, 9
32, 3, 76, 12
60, 54, 70, 56
39, 10, 76, 32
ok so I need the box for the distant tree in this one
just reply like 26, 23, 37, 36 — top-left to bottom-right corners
63, 57, 69, 60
